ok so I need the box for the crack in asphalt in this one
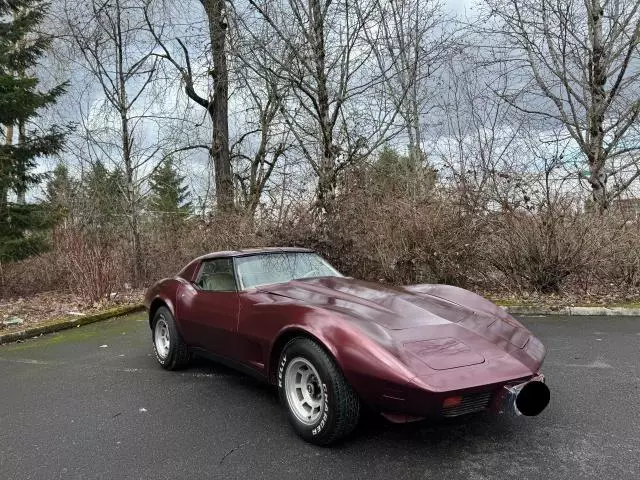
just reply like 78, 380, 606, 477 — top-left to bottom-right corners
219, 441, 250, 465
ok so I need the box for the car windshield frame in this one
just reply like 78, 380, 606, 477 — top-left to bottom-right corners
233, 252, 343, 290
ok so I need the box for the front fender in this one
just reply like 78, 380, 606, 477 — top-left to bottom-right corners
264, 307, 416, 406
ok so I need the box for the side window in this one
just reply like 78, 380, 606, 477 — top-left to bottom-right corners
195, 258, 237, 292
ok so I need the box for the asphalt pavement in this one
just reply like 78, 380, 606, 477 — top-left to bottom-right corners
0, 313, 638, 480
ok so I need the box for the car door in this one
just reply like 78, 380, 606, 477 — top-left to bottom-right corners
177, 257, 240, 357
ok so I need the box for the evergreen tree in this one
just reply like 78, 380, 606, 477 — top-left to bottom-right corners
0, 0, 69, 261
45, 163, 75, 222
368, 146, 436, 199
148, 158, 191, 220
80, 161, 125, 234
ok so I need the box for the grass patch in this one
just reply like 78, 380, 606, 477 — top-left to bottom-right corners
0, 304, 144, 344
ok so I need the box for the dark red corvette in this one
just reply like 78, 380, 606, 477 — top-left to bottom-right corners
144, 247, 550, 445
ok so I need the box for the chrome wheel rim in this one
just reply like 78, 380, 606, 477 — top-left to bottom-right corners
154, 318, 170, 359
284, 357, 325, 425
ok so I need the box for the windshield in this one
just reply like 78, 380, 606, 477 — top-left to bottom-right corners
234, 252, 342, 289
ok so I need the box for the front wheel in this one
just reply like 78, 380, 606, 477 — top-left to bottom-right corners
152, 306, 190, 370
277, 337, 360, 445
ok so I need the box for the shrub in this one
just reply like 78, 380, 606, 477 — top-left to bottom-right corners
483, 206, 604, 293
141, 213, 268, 284
0, 251, 63, 298
52, 227, 125, 304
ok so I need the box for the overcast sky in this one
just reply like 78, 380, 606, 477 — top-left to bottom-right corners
445, 0, 474, 12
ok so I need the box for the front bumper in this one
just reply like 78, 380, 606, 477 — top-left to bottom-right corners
379, 374, 550, 422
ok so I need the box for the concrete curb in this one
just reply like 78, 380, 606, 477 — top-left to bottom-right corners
0, 304, 145, 345
501, 305, 640, 316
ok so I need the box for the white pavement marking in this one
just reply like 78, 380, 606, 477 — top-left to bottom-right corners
0, 357, 64, 366
561, 359, 614, 369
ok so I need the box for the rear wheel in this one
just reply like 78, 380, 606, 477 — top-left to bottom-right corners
152, 306, 190, 370
278, 337, 360, 445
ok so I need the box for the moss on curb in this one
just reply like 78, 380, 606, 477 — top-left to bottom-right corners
0, 304, 145, 345
494, 299, 640, 309
501, 304, 640, 316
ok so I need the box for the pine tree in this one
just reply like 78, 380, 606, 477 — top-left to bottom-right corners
45, 163, 75, 222
148, 158, 192, 221
80, 161, 126, 234
0, 0, 69, 261
369, 146, 436, 199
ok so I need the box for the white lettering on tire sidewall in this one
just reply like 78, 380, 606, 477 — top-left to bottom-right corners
312, 383, 329, 436
278, 354, 287, 388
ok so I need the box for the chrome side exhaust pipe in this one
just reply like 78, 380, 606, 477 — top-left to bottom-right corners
495, 375, 550, 417
515, 380, 550, 416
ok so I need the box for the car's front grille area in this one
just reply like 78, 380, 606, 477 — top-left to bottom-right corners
442, 391, 493, 418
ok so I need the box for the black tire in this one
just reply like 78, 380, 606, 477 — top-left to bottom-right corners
277, 337, 360, 445
151, 306, 190, 370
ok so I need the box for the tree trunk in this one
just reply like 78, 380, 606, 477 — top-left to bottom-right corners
310, 0, 336, 216
245, 175, 261, 219
316, 169, 337, 216
129, 199, 143, 285
587, 0, 608, 211
16, 120, 26, 204
409, 96, 423, 164
2, 125, 13, 211
203, 0, 233, 212
115, 0, 143, 285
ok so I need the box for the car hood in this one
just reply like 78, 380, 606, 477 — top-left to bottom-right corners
261, 276, 518, 331
261, 277, 537, 372
264, 277, 454, 327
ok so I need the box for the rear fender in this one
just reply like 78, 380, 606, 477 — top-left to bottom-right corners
145, 278, 186, 331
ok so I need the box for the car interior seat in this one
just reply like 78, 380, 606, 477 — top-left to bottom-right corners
200, 273, 235, 291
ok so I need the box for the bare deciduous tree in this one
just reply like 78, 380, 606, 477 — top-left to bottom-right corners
228, 13, 291, 217
245, 0, 403, 215
143, 0, 234, 211
230, 70, 288, 216
65, 0, 162, 284
483, 0, 640, 210
436, 53, 529, 213
369, 0, 454, 163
